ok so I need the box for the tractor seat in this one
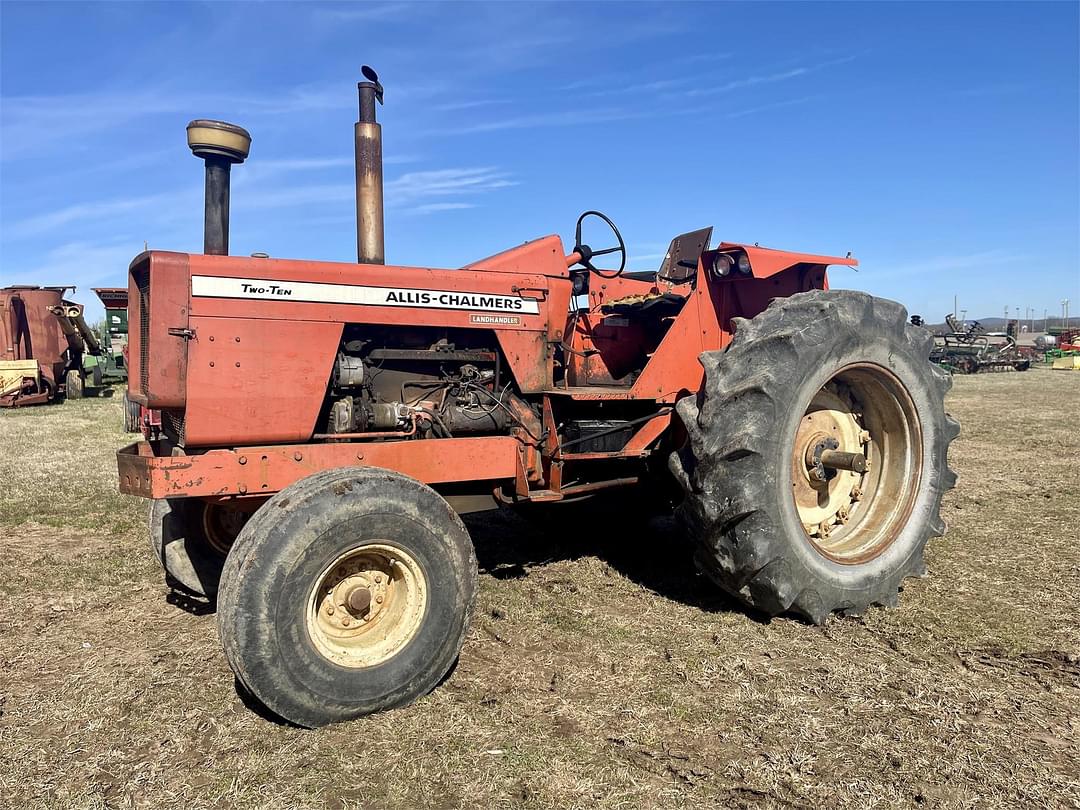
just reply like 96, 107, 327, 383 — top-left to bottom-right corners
600, 291, 686, 319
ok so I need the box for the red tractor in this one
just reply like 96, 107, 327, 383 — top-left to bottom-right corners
119, 68, 958, 727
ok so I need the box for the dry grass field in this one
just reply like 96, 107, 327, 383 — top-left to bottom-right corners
1, 369, 1077, 809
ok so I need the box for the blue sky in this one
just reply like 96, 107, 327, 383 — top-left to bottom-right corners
2, 1, 1078, 325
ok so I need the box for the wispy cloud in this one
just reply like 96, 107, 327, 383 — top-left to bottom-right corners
627, 252, 668, 270
436, 108, 642, 136
725, 95, 820, 119
2, 240, 144, 302
410, 202, 477, 215
385, 167, 515, 210
1, 164, 511, 246
3, 190, 197, 240
682, 56, 857, 98
586, 75, 700, 98
0, 83, 352, 161
220, 166, 515, 215
239, 153, 419, 184
870, 250, 1021, 280
310, 2, 412, 24
434, 99, 512, 113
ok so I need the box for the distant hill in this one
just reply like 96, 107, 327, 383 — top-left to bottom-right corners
920, 317, 1078, 334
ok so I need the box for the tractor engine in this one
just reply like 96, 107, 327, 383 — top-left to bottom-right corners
322, 328, 516, 440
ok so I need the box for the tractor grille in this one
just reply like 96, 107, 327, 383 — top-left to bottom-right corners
133, 265, 151, 394
162, 410, 186, 447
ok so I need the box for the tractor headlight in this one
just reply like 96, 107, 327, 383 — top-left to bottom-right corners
711, 254, 733, 277
737, 253, 751, 274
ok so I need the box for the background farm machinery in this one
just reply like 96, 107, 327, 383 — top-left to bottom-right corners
929, 315, 1031, 374
1, 285, 106, 406
1043, 328, 1080, 370
0, 285, 135, 407
90, 287, 130, 384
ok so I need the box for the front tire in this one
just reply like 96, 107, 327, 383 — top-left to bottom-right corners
670, 290, 959, 624
216, 467, 477, 727
149, 498, 247, 596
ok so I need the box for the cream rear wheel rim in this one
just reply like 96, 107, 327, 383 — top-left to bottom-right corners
791, 363, 923, 564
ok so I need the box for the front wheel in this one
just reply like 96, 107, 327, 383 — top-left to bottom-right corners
216, 467, 477, 727
149, 498, 248, 596
670, 290, 959, 623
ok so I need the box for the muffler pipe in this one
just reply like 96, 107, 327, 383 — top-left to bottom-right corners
186, 120, 251, 256
355, 65, 385, 265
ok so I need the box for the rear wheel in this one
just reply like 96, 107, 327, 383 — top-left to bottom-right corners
217, 467, 477, 727
149, 499, 248, 596
670, 290, 959, 623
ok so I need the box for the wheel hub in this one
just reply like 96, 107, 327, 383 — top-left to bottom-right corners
306, 544, 427, 668
790, 366, 922, 564
792, 389, 867, 535
201, 503, 248, 556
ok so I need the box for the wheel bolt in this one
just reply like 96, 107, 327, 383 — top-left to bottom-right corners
374, 575, 382, 584
341, 616, 351, 626
326, 605, 335, 615
375, 595, 384, 604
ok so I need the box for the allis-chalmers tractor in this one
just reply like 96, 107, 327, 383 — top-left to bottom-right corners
118, 68, 958, 727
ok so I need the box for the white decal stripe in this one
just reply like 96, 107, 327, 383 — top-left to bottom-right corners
190, 275, 541, 315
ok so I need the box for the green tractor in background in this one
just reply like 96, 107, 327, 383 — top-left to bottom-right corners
92, 287, 147, 430
87, 287, 129, 386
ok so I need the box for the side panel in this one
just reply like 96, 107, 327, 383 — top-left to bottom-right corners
183, 317, 342, 446
184, 252, 555, 394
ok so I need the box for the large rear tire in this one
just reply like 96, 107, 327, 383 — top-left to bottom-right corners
217, 467, 477, 727
670, 290, 959, 623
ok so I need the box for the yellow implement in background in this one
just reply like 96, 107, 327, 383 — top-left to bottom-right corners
0, 359, 41, 399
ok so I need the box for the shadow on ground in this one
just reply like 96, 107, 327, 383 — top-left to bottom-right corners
464, 495, 749, 619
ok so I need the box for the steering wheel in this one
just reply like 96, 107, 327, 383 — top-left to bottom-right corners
573, 210, 626, 279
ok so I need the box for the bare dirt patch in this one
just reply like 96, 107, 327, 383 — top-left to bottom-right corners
1, 371, 1078, 808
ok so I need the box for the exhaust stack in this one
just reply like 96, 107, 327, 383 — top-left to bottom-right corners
355, 65, 385, 265
186, 120, 251, 256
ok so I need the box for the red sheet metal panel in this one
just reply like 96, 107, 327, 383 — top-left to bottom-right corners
182, 317, 342, 446
117, 436, 521, 499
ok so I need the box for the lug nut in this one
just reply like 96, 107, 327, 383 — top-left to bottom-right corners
326, 605, 335, 615
375, 595, 384, 604
341, 616, 351, 626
